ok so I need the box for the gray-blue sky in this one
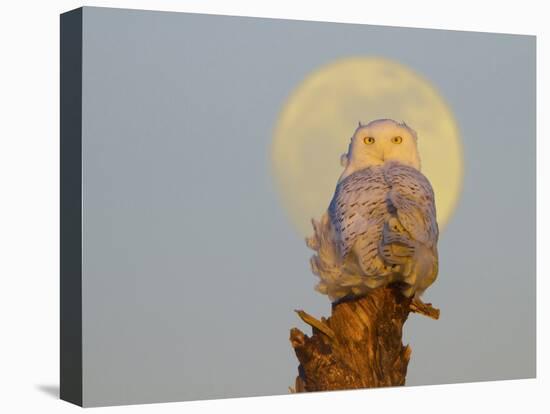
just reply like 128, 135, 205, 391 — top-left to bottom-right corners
80, 7, 535, 406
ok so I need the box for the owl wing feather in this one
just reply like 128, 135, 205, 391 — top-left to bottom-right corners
328, 167, 389, 259
383, 162, 439, 248
316, 162, 438, 301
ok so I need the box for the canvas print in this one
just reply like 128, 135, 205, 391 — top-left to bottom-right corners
60, 6, 536, 407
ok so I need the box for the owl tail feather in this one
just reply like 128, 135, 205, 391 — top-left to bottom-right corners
306, 213, 369, 301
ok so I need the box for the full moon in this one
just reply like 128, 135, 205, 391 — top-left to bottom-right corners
271, 57, 463, 237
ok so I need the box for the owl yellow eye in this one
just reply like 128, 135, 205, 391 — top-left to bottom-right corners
391, 136, 403, 144
363, 136, 375, 145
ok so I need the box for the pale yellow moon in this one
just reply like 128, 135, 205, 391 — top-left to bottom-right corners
271, 57, 463, 237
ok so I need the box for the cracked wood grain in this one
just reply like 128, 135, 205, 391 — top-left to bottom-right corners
289, 285, 439, 392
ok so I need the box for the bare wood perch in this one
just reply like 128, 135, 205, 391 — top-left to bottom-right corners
289, 285, 439, 392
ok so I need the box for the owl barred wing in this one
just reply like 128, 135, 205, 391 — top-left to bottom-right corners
328, 167, 389, 258
313, 162, 438, 301
383, 162, 438, 247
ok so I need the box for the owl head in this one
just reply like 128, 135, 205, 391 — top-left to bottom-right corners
340, 119, 421, 180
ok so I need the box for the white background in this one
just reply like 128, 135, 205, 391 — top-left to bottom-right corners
0, 0, 547, 412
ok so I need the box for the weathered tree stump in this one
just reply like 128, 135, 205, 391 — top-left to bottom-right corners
289, 285, 439, 392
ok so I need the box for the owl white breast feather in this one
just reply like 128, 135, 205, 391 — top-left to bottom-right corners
306, 119, 439, 306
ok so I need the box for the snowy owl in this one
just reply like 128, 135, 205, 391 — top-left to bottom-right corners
307, 119, 438, 306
